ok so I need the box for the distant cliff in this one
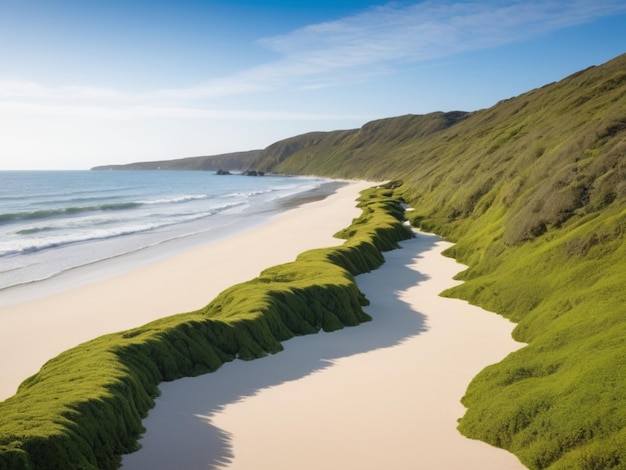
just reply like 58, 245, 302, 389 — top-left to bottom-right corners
253, 111, 470, 176
91, 149, 262, 172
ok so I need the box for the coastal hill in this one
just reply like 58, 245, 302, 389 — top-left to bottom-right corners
62, 51, 626, 468
254, 53, 626, 468
91, 149, 262, 172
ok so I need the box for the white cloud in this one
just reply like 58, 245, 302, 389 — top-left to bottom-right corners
187, 0, 626, 94
2, 0, 625, 118
260, 0, 626, 67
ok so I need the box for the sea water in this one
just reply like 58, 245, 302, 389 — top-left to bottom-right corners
0, 170, 338, 294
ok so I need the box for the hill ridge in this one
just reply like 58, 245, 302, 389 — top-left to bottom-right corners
91, 149, 262, 172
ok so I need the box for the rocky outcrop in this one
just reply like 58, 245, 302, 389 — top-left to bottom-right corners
241, 169, 265, 176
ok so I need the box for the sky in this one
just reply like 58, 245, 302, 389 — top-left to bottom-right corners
1, 0, 626, 170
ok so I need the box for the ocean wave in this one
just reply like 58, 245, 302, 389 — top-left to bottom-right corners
264, 183, 322, 202
0, 202, 246, 258
138, 194, 209, 205
1, 182, 320, 228
9, 200, 247, 239
220, 188, 276, 198
1, 227, 155, 257
0, 202, 142, 225
0, 222, 229, 291
0, 173, 333, 291
0, 264, 31, 275
0, 194, 216, 225
3, 178, 324, 230
16, 226, 55, 235
224, 180, 323, 201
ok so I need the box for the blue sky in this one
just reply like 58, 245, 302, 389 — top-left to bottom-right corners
1, 0, 626, 170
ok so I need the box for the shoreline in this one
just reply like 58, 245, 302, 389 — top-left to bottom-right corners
121, 231, 525, 469
0, 178, 347, 309
0, 180, 370, 402
1, 180, 525, 469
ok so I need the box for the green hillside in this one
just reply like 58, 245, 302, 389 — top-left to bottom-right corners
91, 149, 262, 171
253, 53, 626, 469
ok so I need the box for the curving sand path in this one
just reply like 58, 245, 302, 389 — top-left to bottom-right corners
122, 231, 526, 469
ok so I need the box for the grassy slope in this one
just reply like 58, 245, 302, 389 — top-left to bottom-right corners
254, 53, 626, 469
0, 186, 412, 470
90, 149, 262, 172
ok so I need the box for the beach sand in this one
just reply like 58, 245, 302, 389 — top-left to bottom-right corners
0, 180, 371, 401
121, 236, 526, 468
2, 179, 525, 469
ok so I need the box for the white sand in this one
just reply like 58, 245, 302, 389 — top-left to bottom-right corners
0, 180, 371, 402
1, 180, 526, 469
121, 233, 526, 469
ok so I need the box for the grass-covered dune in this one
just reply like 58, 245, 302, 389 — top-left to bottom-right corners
251, 53, 626, 469
0, 186, 412, 470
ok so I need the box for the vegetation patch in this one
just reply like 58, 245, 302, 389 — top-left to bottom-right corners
51, 52, 626, 468
0, 185, 412, 470
249, 53, 626, 469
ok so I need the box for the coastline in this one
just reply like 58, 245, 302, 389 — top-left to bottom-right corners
0, 179, 371, 402
121, 233, 525, 468
1, 179, 525, 469
0, 178, 347, 309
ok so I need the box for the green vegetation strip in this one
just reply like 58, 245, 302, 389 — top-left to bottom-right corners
0, 184, 412, 470
445, 205, 626, 470
248, 54, 626, 469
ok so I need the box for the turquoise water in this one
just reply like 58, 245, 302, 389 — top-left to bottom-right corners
0, 170, 335, 291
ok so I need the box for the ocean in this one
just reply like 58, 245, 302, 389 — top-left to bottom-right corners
0, 170, 340, 296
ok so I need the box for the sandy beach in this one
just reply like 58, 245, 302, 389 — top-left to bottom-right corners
2, 180, 525, 469
0, 180, 371, 401
121, 235, 525, 468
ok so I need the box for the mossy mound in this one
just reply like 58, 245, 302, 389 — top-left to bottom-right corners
0, 185, 412, 470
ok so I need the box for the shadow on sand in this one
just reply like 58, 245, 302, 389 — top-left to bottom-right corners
121, 231, 440, 470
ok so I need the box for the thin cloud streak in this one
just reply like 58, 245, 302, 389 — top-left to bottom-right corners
177, 0, 626, 96
260, 0, 626, 66
2, 0, 625, 118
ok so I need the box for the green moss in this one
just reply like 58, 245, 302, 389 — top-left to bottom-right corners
0, 185, 412, 470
